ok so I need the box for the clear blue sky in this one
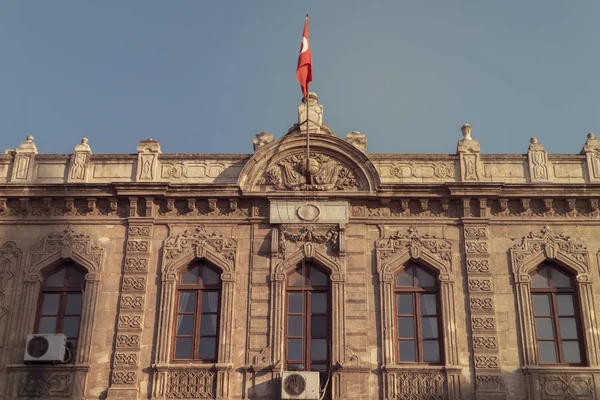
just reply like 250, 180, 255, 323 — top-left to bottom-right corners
1, 1, 598, 155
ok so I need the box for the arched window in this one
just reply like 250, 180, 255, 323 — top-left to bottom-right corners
530, 262, 585, 365
173, 260, 221, 362
35, 262, 86, 351
394, 262, 442, 363
285, 262, 330, 377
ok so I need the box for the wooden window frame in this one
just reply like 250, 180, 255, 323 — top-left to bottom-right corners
530, 263, 586, 366
393, 263, 443, 365
34, 263, 86, 350
284, 262, 331, 373
171, 261, 222, 363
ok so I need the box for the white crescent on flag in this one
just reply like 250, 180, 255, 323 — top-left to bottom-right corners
300, 37, 309, 54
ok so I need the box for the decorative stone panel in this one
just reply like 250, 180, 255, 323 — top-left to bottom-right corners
461, 218, 506, 399
528, 138, 550, 182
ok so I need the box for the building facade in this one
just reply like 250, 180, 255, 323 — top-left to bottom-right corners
1, 94, 600, 399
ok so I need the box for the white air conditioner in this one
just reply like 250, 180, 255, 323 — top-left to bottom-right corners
24, 333, 67, 362
281, 371, 320, 400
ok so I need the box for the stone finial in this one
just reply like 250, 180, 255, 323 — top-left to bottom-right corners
345, 131, 367, 152
581, 132, 600, 182
136, 139, 161, 181
461, 124, 472, 141
253, 132, 274, 152
527, 137, 549, 181
9, 135, 38, 182
581, 132, 600, 153
18, 134, 39, 154
136, 138, 162, 154
74, 138, 92, 153
297, 91, 324, 135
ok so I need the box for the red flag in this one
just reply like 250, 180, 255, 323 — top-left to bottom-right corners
296, 15, 312, 98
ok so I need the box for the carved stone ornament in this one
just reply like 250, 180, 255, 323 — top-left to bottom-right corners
540, 374, 594, 400
511, 225, 588, 276
377, 226, 452, 268
165, 369, 216, 399
0, 242, 21, 322
27, 228, 104, 272
19, 370, 76, 398
164, 225, 237, 268
257, 152, 360, 191
278, 225, 339, 259
393, 371, 447, 400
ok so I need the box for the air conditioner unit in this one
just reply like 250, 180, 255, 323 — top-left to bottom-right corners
24, 333, 67, 362
281, 371, 320, 400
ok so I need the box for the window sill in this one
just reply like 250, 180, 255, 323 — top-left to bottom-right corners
382, 364, 461, 373
153, 362, 232, 372
523, 365, 600, 374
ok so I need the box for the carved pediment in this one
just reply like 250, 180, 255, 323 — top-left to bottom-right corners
275, 225, 339, 259
511, 225, 589, 276
377, 226, 452, 272
257, 152, 360, 191
164, 225, 237, 271
28, 228, 104, 273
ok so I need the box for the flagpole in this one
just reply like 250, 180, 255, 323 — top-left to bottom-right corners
305, 14, 310, 185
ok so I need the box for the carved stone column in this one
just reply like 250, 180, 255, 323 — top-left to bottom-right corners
107, 200, 154, 399
461, 209, 506, 399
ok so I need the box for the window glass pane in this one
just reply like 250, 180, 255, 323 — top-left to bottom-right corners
176, 315, 194, 336
200, 314, 218, 336
201, 266, 220, 286
288, 316, 303, 337
311, 315, 328, 337
416, 267, 436, 288
67, 268, 86, 288
422, 340, 440, 363
535, 318, 554, 339
44, 268, 66, 287
311, 293, 328, 314
398, 317, 415, 338
551, 267, 572, 288
65, 294, 82, 315
201, 291, 219, 313
287, 339, 303, 361
174, 338, 193, 359
559, 318, 578, 340
311, 339, 327, 361
178, 292, 196, 313
538, 341, 557, 363
531, 268, 549, 288
288, 268, 305, 286
41, 294, 60, 315
288, 293, 304, 313
38, 316, 57, 333
556, 295, 575, 316
399, 340, 416, 361
287, 363, 303, 371
421, 317, 439, 339
63, 316, 80, 338
396, 267, 413, 287
532, 295, 551, 316
562, 341, 582, 363
310, 267, 328, 286
198, 337, 216, 360
420, 294, 437, 315
180, 267, 199, 285
396, 294, 413, 315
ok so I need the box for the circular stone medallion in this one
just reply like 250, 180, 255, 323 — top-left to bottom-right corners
297, 204, 321, 222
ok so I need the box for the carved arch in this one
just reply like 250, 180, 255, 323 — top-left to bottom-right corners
153, 226, 238, 399
273, 243, 343, 282
510, 226, 600, 372
376, 226, 460, 400
238, 132, 380, 193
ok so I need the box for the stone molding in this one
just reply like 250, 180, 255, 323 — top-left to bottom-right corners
510, 227, 600, 398
152, 225, 237, 399
376, 226, 461, 400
